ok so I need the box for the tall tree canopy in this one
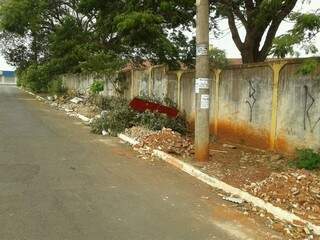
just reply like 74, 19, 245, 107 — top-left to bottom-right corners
0, 0, 196, 91
212, 0, 320, 63
1, 0, 319, 90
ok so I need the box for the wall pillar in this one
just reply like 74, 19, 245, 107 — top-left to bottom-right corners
213, 69, 221, 135
148, 66, 154, 96
269, 62, 287, 150
176, 71, 183, 109
130, 69, 134, 99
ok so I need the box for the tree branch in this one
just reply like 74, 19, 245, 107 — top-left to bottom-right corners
259, 0, 298, 59
244, 0, 254, 12
227, 12, 243, 51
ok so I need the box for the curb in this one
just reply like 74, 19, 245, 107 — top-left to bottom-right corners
22, 88, 92, 123
118, 133, 320, 235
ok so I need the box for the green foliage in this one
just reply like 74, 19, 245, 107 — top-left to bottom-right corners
212, 0, 300, 63
297, 59, 320, 76
48, 79, 67, 95
212, 0, 320, 63
137, 111, 188, 135
18, 64, 51, 92
90, 80, 105, 95
293, 148, 320, 170
0, 0, 195, 86
271, 12, 320, 58
270, 34, 299, 58
90, 96, 188, 136
90, 97, 137, 136
209, 48, 228, 68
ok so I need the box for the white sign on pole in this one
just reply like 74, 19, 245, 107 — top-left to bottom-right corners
200, 94, 210, 109
195, 78, 209, 93
196, 44, 208, 56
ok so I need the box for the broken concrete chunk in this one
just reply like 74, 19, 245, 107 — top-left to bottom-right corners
291, 187, 300, 195
223, 196, 244, 204
70, 97, 83, 104
101, 110, 109, 118
297, 175, 306, 181
102, 130, 108, 136
304, 226, 312, 235
270, 154, 283, 161
222, 144, 237, 149
64, 108, 73, 113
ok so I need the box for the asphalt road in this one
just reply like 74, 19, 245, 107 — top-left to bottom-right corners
0, 86, 278, 240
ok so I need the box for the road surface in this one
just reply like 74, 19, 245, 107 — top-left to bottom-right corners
0, 86, 279, 240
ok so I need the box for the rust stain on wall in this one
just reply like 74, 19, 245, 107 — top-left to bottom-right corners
216, 120, 270, 149
209, 121, 216, 134
275, 136, 292, 153
187, 114, 195, 131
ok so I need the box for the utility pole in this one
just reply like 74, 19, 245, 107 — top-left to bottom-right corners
195, 0, 210, 162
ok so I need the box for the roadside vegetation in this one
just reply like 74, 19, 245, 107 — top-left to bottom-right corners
293, 148, 320, 170
89, 96, 188, 137
1, 0, 320, 93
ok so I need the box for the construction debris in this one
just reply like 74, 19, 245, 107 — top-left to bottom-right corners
223, 144, 237, 149
70, 97, 83, 104
223, 196, 245, 204
129, 127, 194, 156
244, 170, 320, 225
124, 126, 156, 141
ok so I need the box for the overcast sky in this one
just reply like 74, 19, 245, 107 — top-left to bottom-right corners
212, 0, 320, 58
0, 0, 319, 71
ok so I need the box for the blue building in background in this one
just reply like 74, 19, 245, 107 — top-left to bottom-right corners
0, 70, 17, 85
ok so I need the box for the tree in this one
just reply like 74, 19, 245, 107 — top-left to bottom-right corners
0, 0, 197, 92
271, 11, 320, 58
78, 0, 196, 67
212, 0, 320, 63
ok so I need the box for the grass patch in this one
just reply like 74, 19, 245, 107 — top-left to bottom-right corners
293, 148, 320, 170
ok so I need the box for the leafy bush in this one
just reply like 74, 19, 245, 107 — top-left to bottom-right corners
90, 80, 105, 94
137, 111, 188, 134
209, 48, 229, 68
18, 64, 52, 93
294, 148, 320, 170
90, 116, 109, 135
90, 96, 189, 136
89, 95, 127, 110
90, 97, 137, 136
48, 79, 67, 95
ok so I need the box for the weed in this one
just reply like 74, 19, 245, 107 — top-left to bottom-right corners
48, 79, 67, 95
90, 80, 105, 94
293, 148, 320, 170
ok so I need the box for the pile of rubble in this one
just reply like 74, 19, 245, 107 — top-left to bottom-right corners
245, 169, 320, 225
46, 94, 100, 119
126, 127, 194, 157
236, 200, 317, 239
124, 127, 156, 141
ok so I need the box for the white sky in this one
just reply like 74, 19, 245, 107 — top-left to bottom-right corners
0, 0, 319, 70
212, 0, 320, 58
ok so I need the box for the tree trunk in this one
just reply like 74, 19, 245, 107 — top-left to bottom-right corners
240, 41, 268, 64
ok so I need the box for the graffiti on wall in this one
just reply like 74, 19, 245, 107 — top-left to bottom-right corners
303, 85, 320, 133
245, 79, 257, 122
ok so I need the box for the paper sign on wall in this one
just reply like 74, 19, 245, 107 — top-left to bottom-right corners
200, 94, 210, 109
195, 78, 209, 93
